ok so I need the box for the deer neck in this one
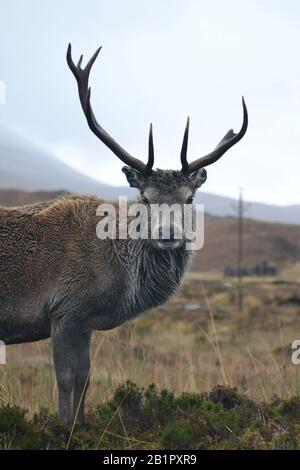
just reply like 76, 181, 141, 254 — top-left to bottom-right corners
117, 239, 191, 318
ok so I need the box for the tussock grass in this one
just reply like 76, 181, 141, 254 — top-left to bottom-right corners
1, 272, 300, 449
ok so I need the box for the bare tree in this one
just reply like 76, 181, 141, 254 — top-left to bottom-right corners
232, 189, 250, 314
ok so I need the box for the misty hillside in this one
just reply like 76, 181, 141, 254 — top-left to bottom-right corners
193, 215, 300, 271
197, 193, 300, 225
0, 130, 300, 224
0, 129, 132, 199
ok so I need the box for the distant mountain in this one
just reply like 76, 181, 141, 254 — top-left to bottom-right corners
0, 129, 132, 199
0, 130, 300, 224
0, 189, 66, 207
193, 215, 300, 271
196, 193, 300, 225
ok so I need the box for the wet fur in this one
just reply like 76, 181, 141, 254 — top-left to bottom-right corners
0, 195, 190, 345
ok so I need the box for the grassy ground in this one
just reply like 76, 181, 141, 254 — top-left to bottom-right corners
2, 382, 300, 449
1, 268, 300, 449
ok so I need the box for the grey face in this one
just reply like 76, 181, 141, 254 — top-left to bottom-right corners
122, 166, 207, 250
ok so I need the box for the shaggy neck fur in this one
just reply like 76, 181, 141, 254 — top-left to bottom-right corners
115, 238, 191, 321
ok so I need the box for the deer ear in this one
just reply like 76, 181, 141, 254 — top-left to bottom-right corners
190, 168, 207, 189
122, 166, 145, 188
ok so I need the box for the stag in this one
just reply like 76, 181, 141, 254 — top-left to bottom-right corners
0, 44, 248, 424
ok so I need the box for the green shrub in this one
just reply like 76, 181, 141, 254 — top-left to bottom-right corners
160, 425, 193, 449
1, 383, 300, 449
0, 405, 42, 450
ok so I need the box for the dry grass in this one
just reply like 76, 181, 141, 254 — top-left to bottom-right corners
1, 269, 300, 416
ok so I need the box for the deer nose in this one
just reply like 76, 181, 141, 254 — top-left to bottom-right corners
159, 225, 176, 243
153, 223, 183, 244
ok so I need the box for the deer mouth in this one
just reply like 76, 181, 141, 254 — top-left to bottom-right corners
156, 239, 183, 250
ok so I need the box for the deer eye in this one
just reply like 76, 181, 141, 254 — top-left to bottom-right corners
186, 196, 194, 204
142, 196, 149, 205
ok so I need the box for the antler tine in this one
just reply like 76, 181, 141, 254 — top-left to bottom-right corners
180, 117, 190, 174
181, 98, 248, 175
77, 55, 83, 69
66, 43, 78, 76
146, 123, 154, 174
66, 43, 154, 176
67, 44, 102, 111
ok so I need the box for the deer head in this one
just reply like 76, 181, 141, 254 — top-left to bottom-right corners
67, 44, 248, 250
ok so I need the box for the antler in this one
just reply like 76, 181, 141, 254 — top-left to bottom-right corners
66, 44, 154, 176
180, 97, 248, 175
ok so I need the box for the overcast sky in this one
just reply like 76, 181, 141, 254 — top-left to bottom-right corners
0, 0, 300, 205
